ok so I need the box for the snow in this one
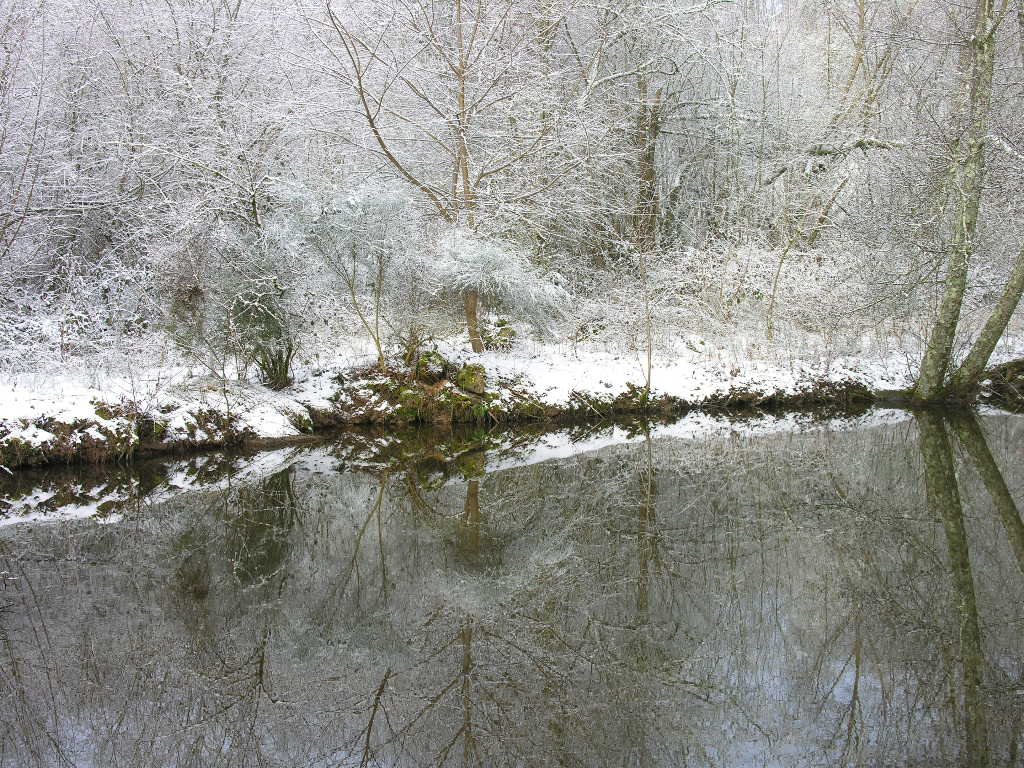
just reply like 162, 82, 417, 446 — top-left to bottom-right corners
4, 423, 57, 446
445, 342, 912, 406
440, 331, 1024, 408
2, 333, 1024, 474
0, 484, 125, 529
0, 377, 119, 424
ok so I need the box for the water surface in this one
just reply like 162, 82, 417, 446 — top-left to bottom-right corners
2, 410, 1023, 766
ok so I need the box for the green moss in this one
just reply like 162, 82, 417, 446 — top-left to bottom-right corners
287, 409, 314, 434
414, 350, 451, 383
395, 386, 428, 421
0, 436, 40, 468
456, 364, 486, 395
137, 416, 168, 442
435, 385, 491, 423
93, 404, 115, 420
183, 408, 250, 446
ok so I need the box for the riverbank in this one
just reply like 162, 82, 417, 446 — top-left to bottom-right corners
2, 344, 1022, 471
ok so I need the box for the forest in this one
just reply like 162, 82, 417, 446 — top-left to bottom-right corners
2, 0, 1024, 464
3, 4, 1024, 764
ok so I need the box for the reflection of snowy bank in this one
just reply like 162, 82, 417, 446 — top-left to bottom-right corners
0, 447, 302, 528
8, 406, 1018, 529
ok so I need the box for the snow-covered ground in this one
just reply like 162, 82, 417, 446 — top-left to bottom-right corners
2, 333, 1023, 471
453, 342, 915, 406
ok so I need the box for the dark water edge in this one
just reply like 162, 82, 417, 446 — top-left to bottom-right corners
1, 407, 1023, 766
0, 406, 891, 526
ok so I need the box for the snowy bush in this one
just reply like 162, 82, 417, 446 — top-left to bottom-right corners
422, 228, 569, 333
164, 216, 310, 388
306, 185, 446, 362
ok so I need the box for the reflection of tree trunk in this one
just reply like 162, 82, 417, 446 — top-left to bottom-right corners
916, 412, 990, 766
458, 480, 481, 556
461, 621, 477, 768
636, 431, 656, 622
839, 613, 864, 761
950, 413, 1024, 575
359, 668, 391, 767
230, 466, 298, 586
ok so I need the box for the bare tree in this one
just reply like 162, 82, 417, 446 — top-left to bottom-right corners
915, 0, 1021, 401
311, 0, 585, 351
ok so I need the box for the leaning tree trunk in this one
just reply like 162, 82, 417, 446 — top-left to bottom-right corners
914, 0, 1000, 401
946, 246, 1024, 396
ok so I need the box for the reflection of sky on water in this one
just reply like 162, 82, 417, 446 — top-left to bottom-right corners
1, 411, 1022, 767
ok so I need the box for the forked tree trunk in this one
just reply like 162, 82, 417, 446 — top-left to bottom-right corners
915, 0, 999, 401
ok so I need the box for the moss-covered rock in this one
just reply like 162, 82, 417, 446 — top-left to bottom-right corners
414, 350, 451, 384
456, 364, 486, 394
482, 318, 517, 351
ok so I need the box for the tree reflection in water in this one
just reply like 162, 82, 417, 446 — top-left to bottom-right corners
1, 412, 1023, 766
918, 411, 989, 767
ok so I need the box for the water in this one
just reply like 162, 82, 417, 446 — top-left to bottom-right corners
1, 409, 1023, 767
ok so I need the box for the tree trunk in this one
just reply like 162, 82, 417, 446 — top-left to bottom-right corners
631, 89, 661, 253
464, 289, 484, 353
946, 246, 1024, 396
914, 2, 999, 401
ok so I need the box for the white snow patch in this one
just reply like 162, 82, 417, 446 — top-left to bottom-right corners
4, 424, 57, 446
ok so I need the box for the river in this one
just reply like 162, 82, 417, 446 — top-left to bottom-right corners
1, 409, 1022, 766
